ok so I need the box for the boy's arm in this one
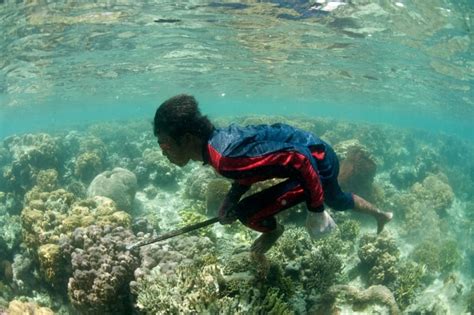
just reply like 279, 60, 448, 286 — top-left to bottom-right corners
218, 182, 251, 224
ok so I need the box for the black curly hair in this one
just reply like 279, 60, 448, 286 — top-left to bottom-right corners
153, 94, 215, 142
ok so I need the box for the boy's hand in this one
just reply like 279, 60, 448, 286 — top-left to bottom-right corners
305, 210, 337, 239
218, 199, 238, 224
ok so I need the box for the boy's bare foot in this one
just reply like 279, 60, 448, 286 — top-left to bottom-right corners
250, 224, 284, 254
377, 211, 393, 234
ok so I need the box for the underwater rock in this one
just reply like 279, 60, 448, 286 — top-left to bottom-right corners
337, 144, 377, 199
389, 165, 419, 189
87, 167, 137, 212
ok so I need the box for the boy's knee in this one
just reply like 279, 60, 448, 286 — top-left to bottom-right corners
325, 192, 355, 211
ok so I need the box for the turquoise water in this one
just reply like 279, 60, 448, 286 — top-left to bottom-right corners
0, 1, 473, 314
1, 1, 472, 139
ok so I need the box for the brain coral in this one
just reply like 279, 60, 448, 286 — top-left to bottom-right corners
87, 167, 137, 212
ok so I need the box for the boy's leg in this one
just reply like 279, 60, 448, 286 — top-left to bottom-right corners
317, 145, 392, 234
250, 223, 285, 254
236, 179, 305, 254
352, 194, 393, 234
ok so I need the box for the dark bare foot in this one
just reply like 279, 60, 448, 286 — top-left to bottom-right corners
250, 224, 284, 254
377, 211, 393, 234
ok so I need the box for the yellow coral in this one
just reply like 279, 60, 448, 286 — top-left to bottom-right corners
38, 243, 62, 283
74, 151, 103, 182
8, 300, 54, 315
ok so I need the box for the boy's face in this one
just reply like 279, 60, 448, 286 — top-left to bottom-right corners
156, 132, 190, 167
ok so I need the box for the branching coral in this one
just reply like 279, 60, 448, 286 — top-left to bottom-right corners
134, 261, 295, 315
411, 238, 461, 274
358, 233, 424, 309
358, 232, 400, 286
391, 260, 424, 310
178, 209, 215, 240
270, 226, 344, 295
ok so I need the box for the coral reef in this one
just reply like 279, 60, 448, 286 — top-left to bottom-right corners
178, 209, 216, 240
134, 258, 294, 315
392, 172, 455, 240
320, 284, 400, 315
133, 235, 216, 282
184, 166, 219, 201
2, 133, 61, 193
358, 232, 400, 286
0, 117, 470, 313
270, 226, 344, 295
206, 178, 231, 216
0, 208, 21, 260
87, 167, 138, 212
358, 233, 424, 309
62, 225, 140, 314
21, 188, 131, 287
391, 260, 424, 309
134, 148, 180, 187
6, 300, 54, 315
35, 169, 59, 192
74, 151, 103, 183
411, 238, 461, 275
411, 173, 454, 216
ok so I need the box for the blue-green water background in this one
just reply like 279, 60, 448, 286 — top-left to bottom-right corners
0, 0, 472, 140
0, 1, 473, 313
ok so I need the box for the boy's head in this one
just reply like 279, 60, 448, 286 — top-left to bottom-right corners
153, 94, 214, 166
153, 94, 214, 140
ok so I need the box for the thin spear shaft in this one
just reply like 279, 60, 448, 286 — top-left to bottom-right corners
126, 217, 219, 250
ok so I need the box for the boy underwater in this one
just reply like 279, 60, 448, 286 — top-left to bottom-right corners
153, 94, 393, 254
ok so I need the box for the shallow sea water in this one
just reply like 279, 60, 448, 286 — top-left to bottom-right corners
0, 1, 473, 314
